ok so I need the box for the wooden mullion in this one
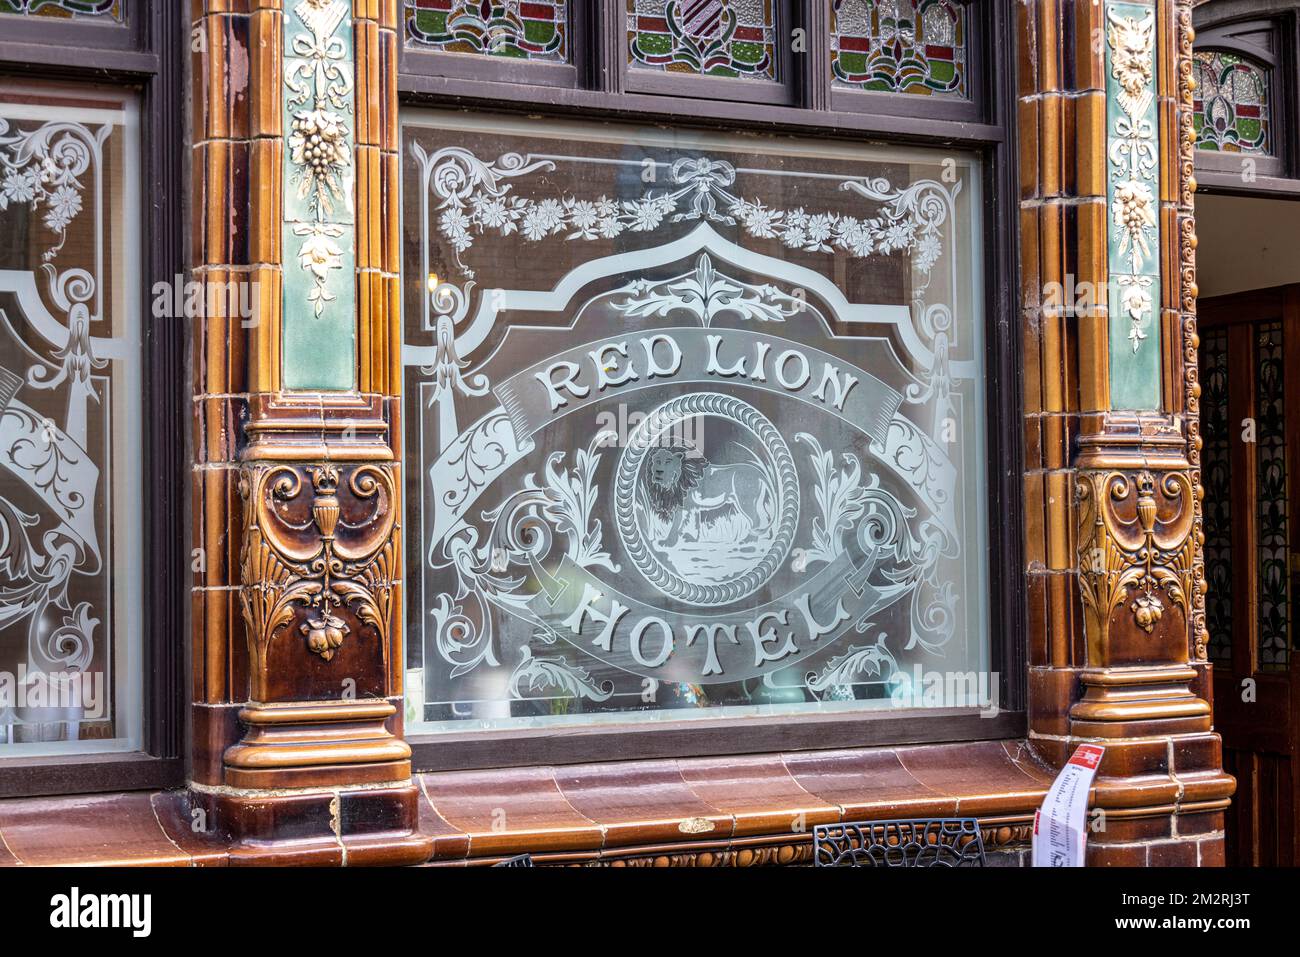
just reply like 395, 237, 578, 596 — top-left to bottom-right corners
798, 0, 830, 113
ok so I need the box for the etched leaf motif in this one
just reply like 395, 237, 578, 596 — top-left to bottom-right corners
509, 646, 613, 702
613, 253, 801, 327
805, 634, 899, 694
537, 433, 619, 573
796, 432, 868, 567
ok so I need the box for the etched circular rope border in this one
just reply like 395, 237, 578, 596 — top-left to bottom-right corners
616, 393, 799, 607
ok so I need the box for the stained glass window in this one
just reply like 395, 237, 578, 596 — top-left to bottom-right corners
0, 0, 121, 18
1200, 328, 1232, 664
0, 86, 141, 753
405, 0, 569, 63
1193, 49, 1271, 154
1256, 322, 1289, 670
402, 112, 990, 732
831, 0, 968, 98
627, 0, 778, 81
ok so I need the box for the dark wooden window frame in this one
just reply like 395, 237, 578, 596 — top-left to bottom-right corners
1193, 8, 1300, 197
397, 0, 1024, 772
0, 2, 187, 798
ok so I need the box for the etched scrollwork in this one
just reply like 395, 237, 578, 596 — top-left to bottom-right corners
239, 461, 398, 676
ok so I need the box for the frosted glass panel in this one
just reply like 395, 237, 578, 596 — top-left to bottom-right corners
0, 85, 141, 754
402, 112, 989, 731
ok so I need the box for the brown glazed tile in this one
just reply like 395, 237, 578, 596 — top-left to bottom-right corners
1018, 97, 1039, 201
1040, 413, 1067, 471
191, 702, 242, 785
1097, 812, 1173, 843
1198, 836, 1227, 867
999, 738, 1056, 776
781, 748, 952, 819
151, 792, 229, 866
1045, 469, 1073, 569
1088, 841, 1150, 866
1019, 205, 1041, 309
0, 825, 17, 866
896, 741, 1053, 814
1072, 0, 1106, 92
1039, 94, 1063, 198
1176, 809, 1223, 838
248, 7, 283, 139
1046, 570, 1078, 667
1178, 771, 1237, 806
1023, 471, 1046, 568
1096, 738, 1173, 777
1149, 839, 1199, 867
1023, 414, 1042, 471
1026, 571, 1050, 667
415, 775, 470, 861
1075, 92, 1107, 198
1027, 733, 1070, 769
676, 754, 839, 837
553, 760, 733, 848
1028, 666, 1078, 738
0, 793, 191, 866
1171, 733, 1222, 776
215, 791, 337, 845
421, 766, 603, 856
1036, 0, 1061, 93
338, 785, 420, 837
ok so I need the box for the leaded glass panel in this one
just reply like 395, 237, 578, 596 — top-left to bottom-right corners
1200, 327, 1231, 664
831, 0, 968, 98
0, 86, 141, 753
1256, 321, 1289, 670
1193, 49, 1271, 155
627, 0, 778, 81
0, 0, 121, 18
405, 0, 569, 62
402, 112, 990, 732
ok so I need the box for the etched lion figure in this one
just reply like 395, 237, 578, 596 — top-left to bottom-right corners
639, 445, 775, 549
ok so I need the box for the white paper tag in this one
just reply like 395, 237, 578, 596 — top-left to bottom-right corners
1032, 743, 1105, 867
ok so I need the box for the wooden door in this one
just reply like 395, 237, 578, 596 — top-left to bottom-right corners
1199, 284, 1300, 866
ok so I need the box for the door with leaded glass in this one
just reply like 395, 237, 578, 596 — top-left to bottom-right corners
1199, 284, 1300, 865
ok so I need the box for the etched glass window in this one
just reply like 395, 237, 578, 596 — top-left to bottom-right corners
627, 0, 778, 80
831, 0, 968, 98
1256, 321, 1289, 670
402, 113, 989, 731
405, 0, 569, 62
1193, 49, 1271, 154
1200, 327, 1231, 664
0, 85, 141, 753
0, 0, 121, 18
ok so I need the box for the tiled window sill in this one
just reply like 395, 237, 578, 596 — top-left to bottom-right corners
0, 740, 1054, 866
